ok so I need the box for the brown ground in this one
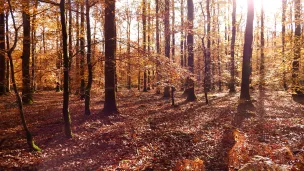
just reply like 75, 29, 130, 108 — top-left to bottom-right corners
0, 89, 303, 170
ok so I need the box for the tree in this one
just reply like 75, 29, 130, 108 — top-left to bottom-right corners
0, 0, 5, 95
22, 0, 33, 104
80, 0, 85, 99
31, 0, 38, 91
180, 0, 184, 67
229, 0, 236, 93
60, 0, 73, 138
164, 0, 171, 97
292, 0, 301, 92
259, 0, 265, 89
7, 0, 40, 151
204, 0, 212, 104
103, 0, 118, 115
85, 0, 93, 115
155, 0, 161, 94
186, 0, 196, 101
240, 0, 254, 100
282, 0, 287, 90
142, 0, 148, 92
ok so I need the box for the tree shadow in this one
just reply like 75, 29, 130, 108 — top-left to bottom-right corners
232, 101, 256, 128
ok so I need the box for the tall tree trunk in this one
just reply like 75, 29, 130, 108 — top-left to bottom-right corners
217, 2, 222, 91
142, 0, 148, 92
7, 0, 40, 151
22, 0, 33, 104
155, 0, 161, 94
204, 0, 212, 103
137, 20, 141, 91
171, 0, 175, 61
0, 1, 5, 95
259, 0, 265, 89
85, 0, 93, 115
75, 1, 80, 94
5, 11, 10, 93
164, 0, 171, 97
186, 0, 196, 101
282, 0, 287, 90
103, 0, 118, 115
127, 7, 131, 90
147, 2, 151, 90
68, 0, 73, 93
240, 0, 254, 100
80, 1, 85, 99
292, 0, 301, 92
180, 0, 184, 67
60, 0, 73, 138
31, 0, 38, 92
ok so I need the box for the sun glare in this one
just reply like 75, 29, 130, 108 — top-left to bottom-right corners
237, 0, 281, 14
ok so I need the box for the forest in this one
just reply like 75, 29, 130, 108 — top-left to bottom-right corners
0, 0, 303, 170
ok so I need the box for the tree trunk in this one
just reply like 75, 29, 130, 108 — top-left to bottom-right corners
282, 0, 287, 90
84, 0, 93, 115
142, 0, 148, 92
68, 0, 73, 93
5, 12, 10, 93
259, 0, 265, 89
7, 0, 40, 151
186, 0, 196, 101
127, 8, 131, 90
0, 2, 5, 95
31, 0, 38, 92
171, 0, 175, 62
240, 0, 254, 100
204, 0, 211, 103
22, 0, 33, 104
180, 0, 184, 67
103, 0, 118, 115
230, 0, 236, 93
292, 0, 301, 92
155, 0, 161, 94
80, 1, 85, 99
164, 0, 170, 98
217, 2, 222, 91
75, 1, 80, 95
60, 0, 73, 138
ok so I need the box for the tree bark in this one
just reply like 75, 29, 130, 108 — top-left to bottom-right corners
164, 0, 171, 98
142, 0, 148, 92
171, 0, 175, 61
22, 0, 33, 104
75, 0, 80, 94
0, 1, 5, 95
103, 0, 118, 115
5, 12, 10, 93
186, 0, 196, 101
259, 0, 265, 89
155, 0, 160, 94
204, 0, 212, 103
84, 0, 93, 115
31, 0, 38, 92
292, 0, 301, 92
80, 0, 85, 99
240, 0, 254, 100
180, 0, 184, 67
60, 0, 73, 138
282, 0, 287, 90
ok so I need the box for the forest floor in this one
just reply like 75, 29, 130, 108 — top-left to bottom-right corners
0, 88, 303, 170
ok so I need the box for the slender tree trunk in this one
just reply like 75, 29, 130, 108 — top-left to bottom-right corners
155, 0, 160, 94
204, 0, 212, 103
127, 8, 131, 90
60, 0, 73, 138
142, 0, 148, 92
282, 0, 287, 90
186, 0, 196, 101
137, 20, 141, 91
22, 0, 33, 104
259, 0, 265, 89
0, 1, 5, 95
103, 0, 118, 115
180, 0, 184, 67
7, 0, 40, 151
292, 0, 301, 92
164, 0, 171, 97
171, 0, 175, 61
84, 0, 93, 115
68, 0, 73, 93
80, 1, 85, 99
240, 0, 254, 100
147, 2, 151, 90
5, 12, 10, 92
75, 1, 80, 94
217, 2, 222, 91
31, 0, 38, 92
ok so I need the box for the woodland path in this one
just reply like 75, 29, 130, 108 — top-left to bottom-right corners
0, 89, 303, 170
